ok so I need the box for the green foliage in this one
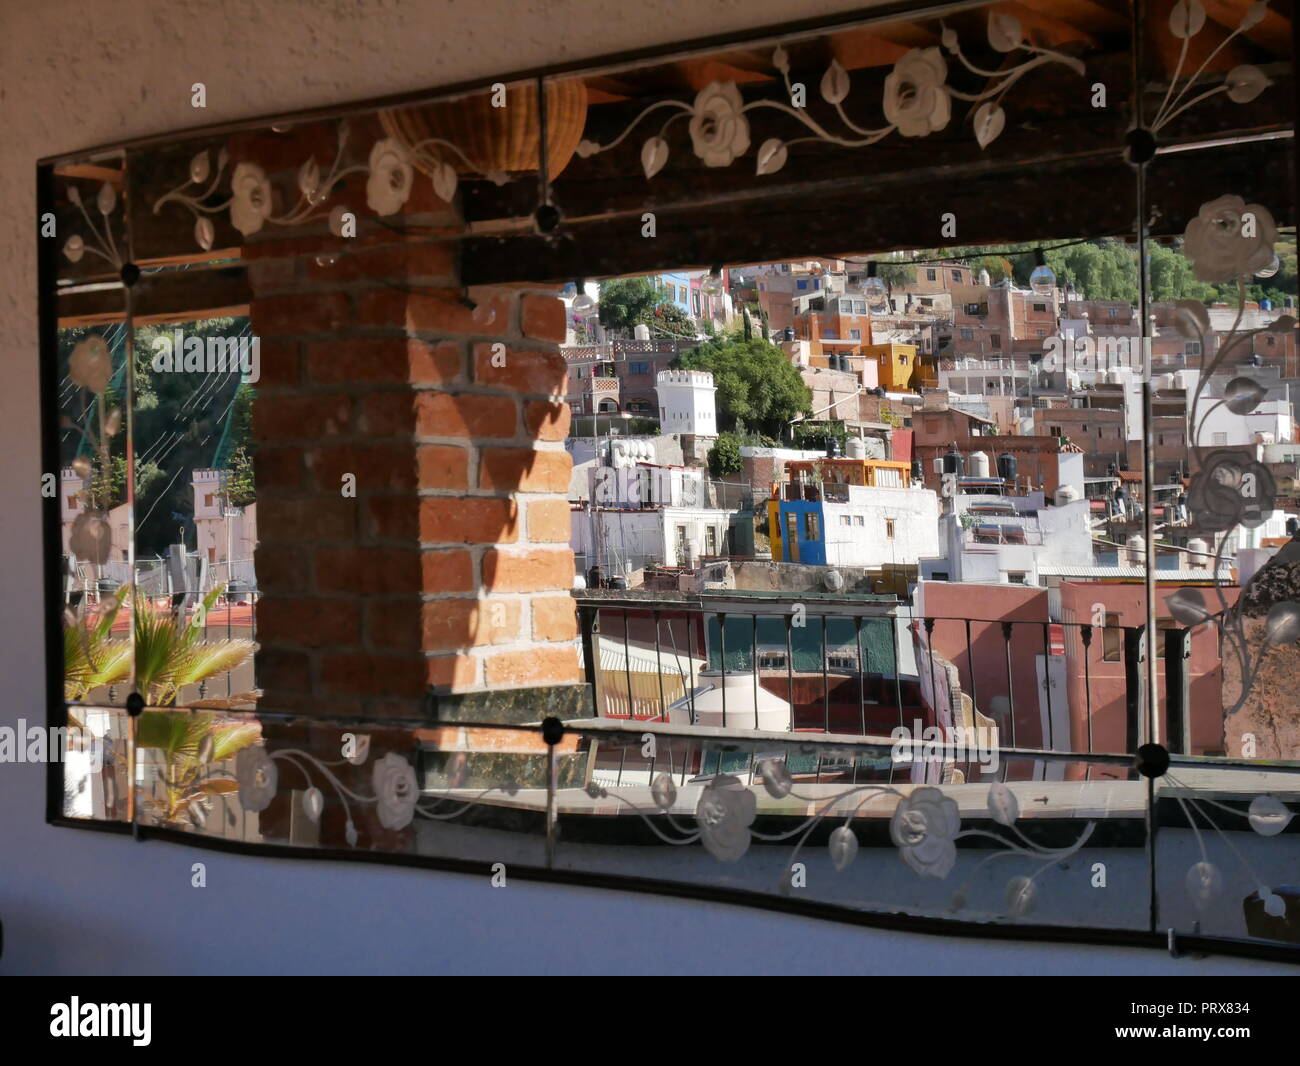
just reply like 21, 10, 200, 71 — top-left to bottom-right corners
136, 709, 262, 826
876, 262, 917, 291
648, 300, 697, 338
598, 277, 659, 331
675, 337, 811, 437
792, 420, 848, 451
708, 432, 743, 478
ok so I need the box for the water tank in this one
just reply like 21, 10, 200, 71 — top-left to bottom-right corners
942, 449, 965, 476
996, 452, 1018, 484
911, 459, 924, 483
1054, 485, 1081, 506
1155, 373, 1176, 390
1125, 535, 1145, 566
968, 450, 991, 478
1172, 370, 1189, 390
1187, 537, 1209, 567
846, 436, 867, 459
1287, 517, 1299, 536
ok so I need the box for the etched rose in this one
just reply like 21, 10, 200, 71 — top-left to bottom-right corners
69, 335, 112, 394
235, 746, 278, 813
890, 786, 960, 878
1186, 450, 1276, 532
366, 138, 414, 215
695, 774, 756, 862
372, 751, 417, 830
1182, 195, 1277, 283
229, 162, 274, 236
688, 82, 750, 167
883, 48, 951, 138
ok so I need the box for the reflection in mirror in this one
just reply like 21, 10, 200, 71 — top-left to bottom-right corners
129, 315, 258, 710
55, 152, 133, 708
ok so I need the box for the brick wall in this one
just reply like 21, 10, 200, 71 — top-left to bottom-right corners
240, 125, 579, 719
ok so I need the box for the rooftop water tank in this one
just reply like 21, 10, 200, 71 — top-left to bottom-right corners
1054, 485, 1081, 505
942, 449, 965, 475
846, 436, 867, 459
996, 452, 1018, 484
968, 450, 991, 478
664, 669, 792, 732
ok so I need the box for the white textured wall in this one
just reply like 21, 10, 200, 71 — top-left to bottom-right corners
0, 0, 1288, 974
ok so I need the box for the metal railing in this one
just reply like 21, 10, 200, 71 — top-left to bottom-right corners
572, 593, 1197, 785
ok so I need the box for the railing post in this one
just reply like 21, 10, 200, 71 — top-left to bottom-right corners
1123, 626, 1146, 753
1164, 626, 1192, 755
578, 603, 598, 691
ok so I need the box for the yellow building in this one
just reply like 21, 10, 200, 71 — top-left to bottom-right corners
865, 342, 921, 391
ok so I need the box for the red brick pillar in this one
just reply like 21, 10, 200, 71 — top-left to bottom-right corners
241, 130, 580, 721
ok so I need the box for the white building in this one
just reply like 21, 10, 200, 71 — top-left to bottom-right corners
920, 491, 1093, 586
817, 483, 941, 568
655, 369, 717, 436
192, 469, 257, 587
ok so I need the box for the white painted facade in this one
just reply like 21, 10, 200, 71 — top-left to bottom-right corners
919, 493, 1093, 586
655, 369, 717, 436
572, 504, 732, 573
1198, 396, 1294, 446
818, 484, 941, 568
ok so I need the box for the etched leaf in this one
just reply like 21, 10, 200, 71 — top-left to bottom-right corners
304, 787, 323, 823
297, 156, 321, 199
820, 60, 850, 105
1006, 875, 1037, 917
1265, 602, 1300, 647
651, 772, 677, 809
972, 102, 1006, 149
189, 150, 211, 184
640, 136, 669, 179
759, 758, 792, 798
1248, 794, 1293, 836
755, 138, 788, 176
432, 160, 458, 203
772, 45, 789, 73
1169, 0, 1206, 39
194, 217, 215, 251
96, 181, 117, 216
987, 782, 1019, 825
828, 825, 858, 871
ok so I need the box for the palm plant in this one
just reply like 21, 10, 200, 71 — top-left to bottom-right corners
135, 710, 262, 827
64, 587, 133, 701
133, 584, 255, 707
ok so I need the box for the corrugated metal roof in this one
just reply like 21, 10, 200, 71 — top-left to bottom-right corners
1040, 565, 1233, 581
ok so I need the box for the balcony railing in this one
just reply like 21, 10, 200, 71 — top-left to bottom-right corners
571, 591, 1194, 768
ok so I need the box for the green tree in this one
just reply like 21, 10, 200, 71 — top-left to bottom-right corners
876, 261, 917, 303
598, 277, 659, 331
675, 337, 811, 437
707, 432, 743, 478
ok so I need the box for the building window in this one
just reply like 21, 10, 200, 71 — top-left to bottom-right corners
204, 493, 214, 507
990, 334, 1001, 348
850, 329, 861, 340
951, 269, 961, 281
1103, 612, 1122, 661
68, 496, 78, 510
1033, 302, 1048, 312
805, 513, 820, 541
840, 515, 852, 526
926, 268, 937, 281
705, 526, 717, 556
629, 361, 649, 374
1007, 571, 1026, 584
785, 513, 798, 553
1212, 432, 1227, 445
931, 571, 949, 581
960, 328, 974, 340
1108, 307, 1119, 317
1185, 341, 1201, 356
797, 280, 807, 290
885, 519, 895, 539
854, 515, 865, 526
